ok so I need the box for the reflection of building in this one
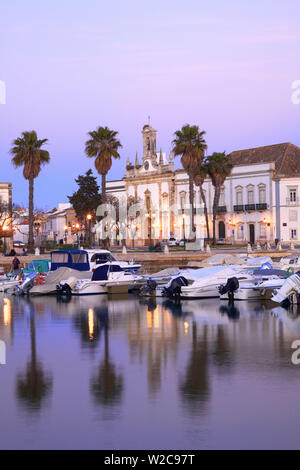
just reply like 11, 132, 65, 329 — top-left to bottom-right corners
108, 128, 300, 245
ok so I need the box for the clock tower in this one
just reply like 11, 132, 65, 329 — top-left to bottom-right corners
142, 124, 157, 164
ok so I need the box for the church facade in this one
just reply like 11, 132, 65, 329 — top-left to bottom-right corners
105, 124, 300, 247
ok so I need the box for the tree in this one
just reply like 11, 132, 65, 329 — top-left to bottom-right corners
85, 126, 122, 203
193, 161, 210, 241
206, 152, 233, 244
172, 125, 207, 239
68, 169, 102, 222
10, 131, 50, 253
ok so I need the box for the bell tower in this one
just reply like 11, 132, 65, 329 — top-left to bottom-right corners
142, 124, 157, 162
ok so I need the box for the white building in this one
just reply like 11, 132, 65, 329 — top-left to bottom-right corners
0, 182, 13, 251
107, 127, 300, 246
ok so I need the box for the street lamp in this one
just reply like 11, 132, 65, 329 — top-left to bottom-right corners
86, 214, 92, 248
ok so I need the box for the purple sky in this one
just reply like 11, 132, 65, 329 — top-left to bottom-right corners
1, 0, 300, 208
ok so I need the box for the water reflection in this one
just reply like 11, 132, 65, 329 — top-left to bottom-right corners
15, 299, 52, 412
1, 294, 300, 448
90, 305, 124, 416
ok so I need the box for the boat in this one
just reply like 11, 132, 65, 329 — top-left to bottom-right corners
56, 264, 141, 296
86, 249, 141, 273
0, 274, 22, 293
50, 249, 90, 271
219, 268, 288, 301
179, 266, 253, 299
271, 271, 300, 304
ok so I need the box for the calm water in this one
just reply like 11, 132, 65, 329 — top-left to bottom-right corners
1, 293, 300, 449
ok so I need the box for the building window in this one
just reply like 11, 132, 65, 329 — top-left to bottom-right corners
289, 189, 297, 203
219, 190, 225, 206
260, 224, 266, 237
237, 225, 244, 239
180, 192, 186, 210
290, 210, 297, 221
291, 229, 297, 239
236, 190, 243, 205
259, 188, 266, 204
247, 190, 254, 204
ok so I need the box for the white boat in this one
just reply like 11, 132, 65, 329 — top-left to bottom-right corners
179, 266, 253, 299
271, 272, 300, 304
220, 275, 286, 301
57, 264, 141, 296
86, 249, 141, 273
0, 275, 21, 293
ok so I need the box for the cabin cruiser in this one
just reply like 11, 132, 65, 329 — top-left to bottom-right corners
86, 249, 141, 273
56, 264, 141, 296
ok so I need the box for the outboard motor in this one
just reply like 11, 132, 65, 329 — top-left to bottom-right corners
162, 276, 188, 299
14, 272, 36, 295
218, 277, 239, 304
139, 279, 157, 296
272, 271, 300, 304
56, 283, 72, 297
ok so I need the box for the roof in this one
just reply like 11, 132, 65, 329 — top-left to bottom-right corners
229, 143, 300, 177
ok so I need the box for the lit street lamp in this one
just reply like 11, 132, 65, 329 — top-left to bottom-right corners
86, 214, 92, 249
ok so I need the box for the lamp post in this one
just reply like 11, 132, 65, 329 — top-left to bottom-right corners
86, 214, 92, 249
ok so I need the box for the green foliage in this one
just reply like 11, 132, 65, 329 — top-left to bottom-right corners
85, 126, 122, 176
68, 169, 102, 222
206, 152, 233, 187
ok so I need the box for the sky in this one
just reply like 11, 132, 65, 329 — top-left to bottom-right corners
1, 0, 300, 209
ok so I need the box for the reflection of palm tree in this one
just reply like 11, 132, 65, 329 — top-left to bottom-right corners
16, 310, 52, 411
90, 312, 123, 407
179, 322, 209, 412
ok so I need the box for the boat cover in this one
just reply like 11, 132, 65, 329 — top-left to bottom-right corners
30, 267, 92, 294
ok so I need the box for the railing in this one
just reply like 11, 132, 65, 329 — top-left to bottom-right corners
245, 204, 255, 211
217, 206, 227, 213
233, 205, 244, 212
256, 203, 268, 210
286, 198, 299, 206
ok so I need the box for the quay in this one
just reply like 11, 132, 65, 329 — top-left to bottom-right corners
0, 249, 294, 274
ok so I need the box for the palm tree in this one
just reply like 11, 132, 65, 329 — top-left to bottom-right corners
207, 152, 233, 245
193, 161, 210, 242
172, 125, 207, 238
10, 131, 50, 253
85, 126, 122, 203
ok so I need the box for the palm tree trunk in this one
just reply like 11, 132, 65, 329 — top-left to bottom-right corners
212, 185, 221, 245
199, 185, 210, 241
188, 169, 195, 240
101, 174, 106, 203
28, 176, 34, 253
101, 173, 109, 248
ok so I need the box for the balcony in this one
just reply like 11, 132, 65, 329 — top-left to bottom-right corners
233, 205, 244, 212
245, 204, 255, 211
217, 206, 227, 213
286, 197, 299, 206
256, 203, 268, 211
